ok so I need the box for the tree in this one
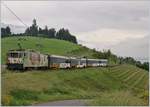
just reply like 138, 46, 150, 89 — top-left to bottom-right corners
56, 28, 77, 44
1, 26, 11, 37
25, 28, 31, 35
43, 26, 48, 35
24, 20, 78, 43
142, 62, 149, 71
25, 19, 38, 36
38, 27, 43, 34
48, 28, 56, 38
136, 61, 149, 71
6, 26, 11, 35
31, 19, 38, 36
123, 57, 136, 65
1, 28, 6, 37
107, 49, 111, 57
38, 27, 56, 38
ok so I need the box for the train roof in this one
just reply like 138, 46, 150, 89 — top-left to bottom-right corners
70, 57, 78, 59
50, 55, 69, 59
87, 58, 108, 61
99, 59, 108, 61
9, 49, 36, 52
9, 49, 26, 51
70, 57, 86, 60
81, 58, 86, 60
87, 58, 101, 61
8, 49, 47, 55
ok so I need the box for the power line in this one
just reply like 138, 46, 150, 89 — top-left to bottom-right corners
2, 2, 28, 28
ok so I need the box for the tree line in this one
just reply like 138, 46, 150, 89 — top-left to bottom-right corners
92, 48, 149, 71
1, 26, 11, 37
1, 19, 77, 44
118, 57, 149, 71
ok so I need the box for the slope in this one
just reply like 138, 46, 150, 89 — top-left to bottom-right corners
1, 36, 81, 64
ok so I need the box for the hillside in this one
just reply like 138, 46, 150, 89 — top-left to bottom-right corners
2, 65, 148, 106
1, 36, 81, 64
2, 36, 105, 64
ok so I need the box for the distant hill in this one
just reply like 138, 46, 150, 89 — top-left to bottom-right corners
1, 36, 81, 64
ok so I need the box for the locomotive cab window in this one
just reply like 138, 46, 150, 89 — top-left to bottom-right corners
24, 52, 27, 57
8, 52, 24, 58
9, 53, 19, 58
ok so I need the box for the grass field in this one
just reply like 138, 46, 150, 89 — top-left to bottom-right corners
2, 65, 149, 106
1, 36, 81, 64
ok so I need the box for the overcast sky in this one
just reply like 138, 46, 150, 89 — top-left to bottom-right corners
1, 1, 150, 59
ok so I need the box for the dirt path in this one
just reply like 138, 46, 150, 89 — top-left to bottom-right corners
33, 99, 88, 106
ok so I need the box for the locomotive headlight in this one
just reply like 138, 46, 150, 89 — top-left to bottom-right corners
17, 58, 22, 63
7, 58, 10, 64
19, 58, 22, 63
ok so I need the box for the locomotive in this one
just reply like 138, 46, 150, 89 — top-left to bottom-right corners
7, 49, 48, 70
6, 49, 108, 70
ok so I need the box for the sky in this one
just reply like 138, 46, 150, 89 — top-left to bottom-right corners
1, 1, 150, 60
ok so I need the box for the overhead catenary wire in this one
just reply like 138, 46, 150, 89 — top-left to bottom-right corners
2, 2, 28, 28
2, 1, 30, 49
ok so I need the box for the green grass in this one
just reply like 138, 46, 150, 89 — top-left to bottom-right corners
1, 36, 81, 64
106, 65, 149, 91
2, 65, 149, 106
66, 46, 96, 58
87, 90, 146, 106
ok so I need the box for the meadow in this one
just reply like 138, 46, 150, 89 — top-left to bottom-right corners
2, 65, 149, 106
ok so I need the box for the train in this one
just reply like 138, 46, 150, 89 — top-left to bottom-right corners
6, 49, 108, 70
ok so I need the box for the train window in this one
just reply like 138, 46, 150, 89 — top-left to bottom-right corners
65, 60, 70, 63
9, 53, 19, 58
18, 53, 22, 57
24, 53, 27, 57
44, 56, 46, 62
8, 52, 25, 58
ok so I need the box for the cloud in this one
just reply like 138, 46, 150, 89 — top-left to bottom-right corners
111, 35, 149, 59
2, 1, 149, 33
75, 28, 148, 49
1, 23, 26, 34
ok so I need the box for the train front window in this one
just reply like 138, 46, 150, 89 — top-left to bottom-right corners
9, 53, 23, 58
